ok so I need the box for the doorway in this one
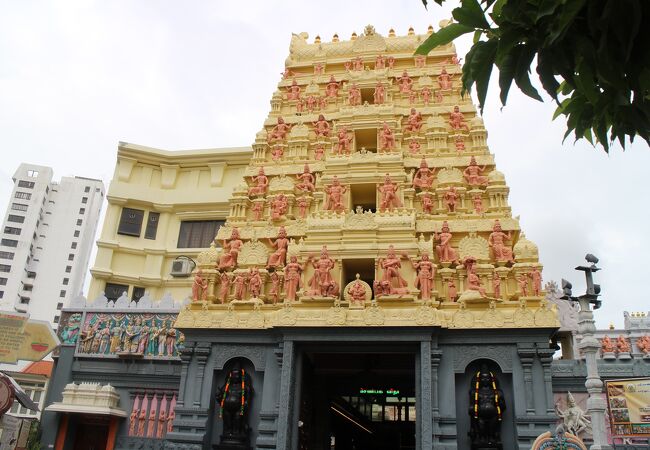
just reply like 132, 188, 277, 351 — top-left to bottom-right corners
72, 416, 109, 450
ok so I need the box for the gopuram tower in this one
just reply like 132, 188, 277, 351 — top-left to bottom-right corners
171, 25, 559, 450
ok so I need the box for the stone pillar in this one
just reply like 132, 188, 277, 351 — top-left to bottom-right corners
517, 345, 536, 414
256, 347, 282, 449
176, 346, 194, 408
193, 343, 211, 408
420, 340, 433, 450
276, 340, 296, 450
536, 346, 556, 414
431, 348, 443, 443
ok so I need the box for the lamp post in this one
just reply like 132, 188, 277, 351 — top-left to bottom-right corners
561, 254, 612, 450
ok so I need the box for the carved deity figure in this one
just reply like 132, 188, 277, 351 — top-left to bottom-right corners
60, 313, 81, 345
435, 221, 459, 263
438, 67, 452, 90
218, 228, 243, 270
248, 268, 263, 299
251, 202, 264, 221
488, 220, 514, 263
192, 270, 208, 302
217, 368, 252, 443
454, 134, 466, 153
268, 117, 292, 142
517, 274, 529, 296
408, 90, 418, 105
379, 245, 408, 293
404, 108, 424, 133
286, 79, 301, 100
267, 226, 289, 268
349, 274, 367, 305
138, 403, 147, 436
335, 126, 353, 155
468, 365, 506, 450
415, 55, 426, 68
463, 156, 488, 187
601, 336, 616, 353
312, 114, 330, 138
397, 70, 413, 93
270, 145, 283, 161
248, 167, 269, 197
325, 76, 340, 97
157, 409, 167, 438
348, 83, 362, 106
270, 194, 288, 221
295, 164, 315, 192
373, 82, 385, 104
98, 322, 111, 354
472, 194, 484, 214
110, 322, 123, 353
556, 392, 591, 436
409, 252, 435, 301
449, 105, 470, 130
129, 406, 139, 436
157, 323, 168, 356
307, 246, 338, 297
233, 273, 247, 300
375, 54, 386, 69
529, 267, 542, 296
306, 95, 318, 112
444, 186, 459, 213
492, 272, 501, 298
617, 335, 631, 353
421, 87, 432, 105
447, 279, 458, 302
325, 176, 347, 212
126, 317, 143, 353
218, 272, 231, 304
296, 197, 309, 218
281, 68, 293, 79
352, 56, 364, 71
284, 256, 307, 302
637, 335, 650, 355
378, 174, 402, 211
268, 271, 282, 304
412, 158, 434, 190
314, 63, 324, 75
467, 271, 486, 297
387, 56, 395, 69
314, 145, 325, 160
421, 193, 434, 214
408, 138, 421, 155
379, 122, 396, 152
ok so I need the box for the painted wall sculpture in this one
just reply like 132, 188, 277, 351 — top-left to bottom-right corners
468, 365, 506, 450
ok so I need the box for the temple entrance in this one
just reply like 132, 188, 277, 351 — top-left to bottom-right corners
298, 346, 416, 450
71, 415, 109, 450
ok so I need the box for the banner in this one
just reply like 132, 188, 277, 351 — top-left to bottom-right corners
605, 378, 650, 437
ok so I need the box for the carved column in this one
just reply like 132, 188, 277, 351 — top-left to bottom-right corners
419, 340, 433, 450
193, 343, 211, 408
536, 345, 556, 415
517, 345, 536, 414
276, 340, 296, 450
431, 348, 443, 441
177, 346, 194, 408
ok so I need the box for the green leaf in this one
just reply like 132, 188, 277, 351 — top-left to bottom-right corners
452, 0, 491, 29
415, 23, 474, 55
469, 39, 499, 113
545, 0, 587, 46
535, 50, 560, 101
497, 45, 521, 106
514, 45, 543, 101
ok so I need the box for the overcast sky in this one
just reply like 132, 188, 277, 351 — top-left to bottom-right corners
1, 1, 647, 328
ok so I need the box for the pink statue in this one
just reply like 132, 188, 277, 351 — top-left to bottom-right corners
529, 267, 542, 296
348, 275, 367, 305
267, 226, 289, 268
435, 221, 459, 263
617, 335, 631, 353
192, 270, 208, 302
306, 95, 318, 112
454, 135, 466, 153
165, 327, 176, 356
463, 156, 488, 187
492, 272, 501, 298
157, 409, 166, 438
404, 108, 424, 133
421, 87, 432, 105
387, 56, 395, 69
281, 68, 294, 79
449, 105, 469, 130
451, 54, 461, 65
373, 279, 392, 297
129, 402, 139, 436
248, 167, 269, 197
408, 90, 418, 105
637, 335, 650, 355
352, 56, 364, 71
233, 272, 247, 300
488, 220, 514, 263
270, 194, 288, 221
314, 145, 325, 160
248, 267, 263, 298
335, 126, 353, 155
137, 403, 147, 437
601, 336, 616, 354
517, 274, 529, 296
438, 67, 452, 90
435, 90, 444, 103
421, 193, 434, 214
147, 395, 158, 437
444, 187, 459, 213
251, 202, 264, 221
296, 98, 304, 113
408, 138, 421, 155
378, 174, 402, 211
325, 76, 340, 97
295, 164, 315, 192
397, 70, 413, 93
409, 252, 435, 300
314, 63, 324, 75
379, 122, 396, 152
218, 228, 243, 270
218, 272, 231, 303
373, 82, 385, 104
297, 196, 309, 218
379, 245, 408, 293
284, 256, 307, 302
472, 194, 484, 214
268, 271, 282, 304
412, 158, 434, 190
312, 114, 331, 138
375, 54, 386, 69
447, 279, 458, 302
307, 246, 338, 297
271, 145, 284, 161
415, 55, 426, 68
467, 271, 486, 297
348, 83, 362, 106
167, 407, 175, 433
286, 79, 301, 100
268, 117, 292, 142
325, 176, 347, 212
319, 95, 327, 110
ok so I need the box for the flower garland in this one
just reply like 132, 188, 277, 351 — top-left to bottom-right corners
472, 370, 502, 421
219, 368, 246, 417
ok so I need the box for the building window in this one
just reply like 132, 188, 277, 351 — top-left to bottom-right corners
84, 186, 90, 193
117, 208, 144, 237
177, 220, 224, 248
1, 239, 18, 248
73, 230, 80, 237
54, 315, 60, 324
11, 203, 28, 212
0, 291, 3, 299
71, 242, 77, 249
18, 180, 35, 189
19, 297, 29, 304
76, 219, 83, 226
27, 271, 36, 278
14, 192, 32, 200
0, 251, 15, 260
65, 266, 72, 273
4, 227, 21, 235
56, 302, 63, 310
62, 278, 69, 285
8, 215, 25, 223
27, 170, 38, 177
68, 254, 74, 261
0, 265, 10, 272
79, 208, 85, 215
0, 278, 6, 285
23, 284, 33, 291
59, 290, 66, 297
105, 283, 128, 302
132, 287, 146, 302
82, 197, 88, 204
144, 212, 160, 240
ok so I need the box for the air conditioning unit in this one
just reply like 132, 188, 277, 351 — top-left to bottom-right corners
170, 259, 193, 277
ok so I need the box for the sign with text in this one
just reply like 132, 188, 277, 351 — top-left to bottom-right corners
0, 311, 59, 364
606, 378, 650, 437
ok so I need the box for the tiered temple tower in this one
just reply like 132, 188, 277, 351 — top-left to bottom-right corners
171, 24, 559, 450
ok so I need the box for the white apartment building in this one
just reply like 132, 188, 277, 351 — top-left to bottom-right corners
0, 163, 104, 328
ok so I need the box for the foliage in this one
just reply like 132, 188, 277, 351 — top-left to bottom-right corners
26, 420, 42, 450
417, 0, 650, 151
